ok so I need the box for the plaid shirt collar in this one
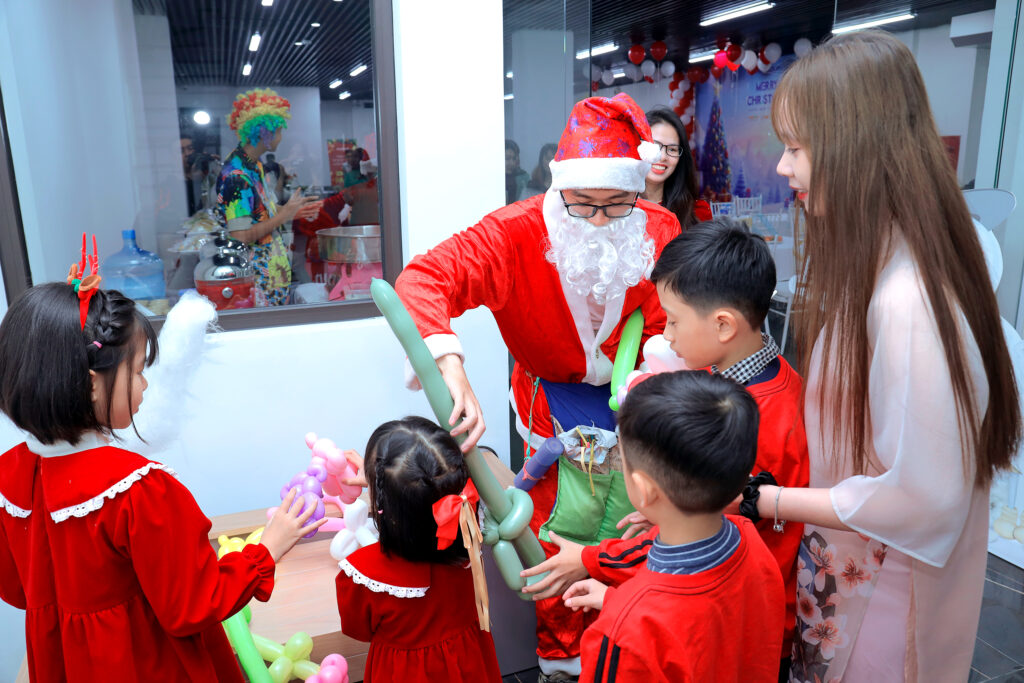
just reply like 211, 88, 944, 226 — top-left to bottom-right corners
712, 332, 780, 385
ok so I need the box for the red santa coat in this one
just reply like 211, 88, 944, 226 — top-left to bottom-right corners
0, 437, 275, 682
396, 193, 680, 443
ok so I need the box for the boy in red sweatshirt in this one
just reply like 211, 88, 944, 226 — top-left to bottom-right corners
559, 371, 784, 681
523, 219, 808, 679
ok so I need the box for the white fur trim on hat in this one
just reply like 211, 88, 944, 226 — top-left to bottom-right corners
549, 156, 651, 193
637, 141, 662, 163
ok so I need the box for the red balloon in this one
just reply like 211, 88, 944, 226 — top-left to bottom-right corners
668, 80, 679, 92
650, 40, 668, 61
726, 44, 742, 63
716, 35, 729, 50
759, 47, 770, 64
726, 60, 740, 72
628, 44, 645, 65
644, 76, 654, 83
674, 106, 685, 116
714, 51, 728, 68
592, 80, 599, 91
687, 66, 703, 84
710, 65, 724, 80
746, 66, 758, 75
673, 72, 684, 82
698, 66, 710, 83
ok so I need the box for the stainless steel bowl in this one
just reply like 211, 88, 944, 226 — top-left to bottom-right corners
193, 253, 254, 282
317, 224, 381, 263
199, 231, 251, 261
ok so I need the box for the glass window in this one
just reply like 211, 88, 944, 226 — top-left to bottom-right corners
0, 0, 397, 326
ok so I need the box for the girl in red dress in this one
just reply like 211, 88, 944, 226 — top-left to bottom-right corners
335, 416, 501, 682
0, 278, 324, 682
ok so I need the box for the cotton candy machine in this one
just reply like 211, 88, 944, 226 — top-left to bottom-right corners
193, 248, 255, 310
316, 224, 383, 300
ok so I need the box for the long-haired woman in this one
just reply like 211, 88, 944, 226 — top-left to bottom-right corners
752, 30, 1020, 682
642, 108, 710, 230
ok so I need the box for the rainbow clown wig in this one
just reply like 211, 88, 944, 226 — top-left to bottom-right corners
227, 88, 291, 147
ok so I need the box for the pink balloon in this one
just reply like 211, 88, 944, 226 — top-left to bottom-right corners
306, 676, 322, 683
321, 654, 347, 669
319, 667, 345, 683
338, 484, 362, 504
324, 448, 350, 475
311, 438, 337, 460
304, 432, 318, 449
322, 475, 342, 496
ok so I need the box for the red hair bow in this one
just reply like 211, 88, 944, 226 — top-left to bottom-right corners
432, 480, 479, 550
66, 233, 101, 330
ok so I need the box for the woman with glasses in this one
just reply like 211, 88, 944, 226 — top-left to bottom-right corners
642, 108, 710, 230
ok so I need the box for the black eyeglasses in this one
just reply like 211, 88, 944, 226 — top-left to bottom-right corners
560, 191, 639, 219
653, 141, 684, 157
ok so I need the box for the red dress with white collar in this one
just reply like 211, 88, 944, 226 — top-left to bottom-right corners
0, 440, 275, 682
336, 542, 501, 682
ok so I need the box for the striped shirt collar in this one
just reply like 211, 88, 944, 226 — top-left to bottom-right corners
646, 516, 740, 575
712, 332, 779, 386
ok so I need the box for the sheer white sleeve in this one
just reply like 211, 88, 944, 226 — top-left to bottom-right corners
829, 250, 988, 568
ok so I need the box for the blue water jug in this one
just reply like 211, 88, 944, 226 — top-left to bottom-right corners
102, 230, 166, 300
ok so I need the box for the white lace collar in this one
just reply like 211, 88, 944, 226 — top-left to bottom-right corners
339, 558, 429, 598
26, 432, 111, 458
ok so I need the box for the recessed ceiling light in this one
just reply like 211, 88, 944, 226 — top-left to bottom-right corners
504, 93, 514, 100
506, 71, 513, 78
329, 78, 343, 89
338, 91, 352, 100
832, 11, 915, 33
248, 32, 261, 52
242, 63, 253, 76
349, 64, 367, 77
261, 0, 273, 6
689, 49, 718, 63
700, 1, 775, 27
294, 41, 304, 46
575, 42, 617, 60
193, 110, 211, 125
311, 22, 321, 28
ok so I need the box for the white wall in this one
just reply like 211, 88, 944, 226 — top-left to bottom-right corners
0, 0, 510, 677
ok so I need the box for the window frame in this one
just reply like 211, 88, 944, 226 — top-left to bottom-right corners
0, 0, 401, 331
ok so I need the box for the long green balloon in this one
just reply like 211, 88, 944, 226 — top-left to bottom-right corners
608, 309, 644, 411
222, 607, 274, 683
370, 278, 547, 588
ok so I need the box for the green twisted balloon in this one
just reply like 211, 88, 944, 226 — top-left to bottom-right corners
370, 278, 547, 596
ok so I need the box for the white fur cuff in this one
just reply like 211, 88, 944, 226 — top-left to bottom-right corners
403, 334, 465, 390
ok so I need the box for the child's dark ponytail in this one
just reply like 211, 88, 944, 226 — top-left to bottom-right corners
366, 416, 470, 564
0, 283, 158, 445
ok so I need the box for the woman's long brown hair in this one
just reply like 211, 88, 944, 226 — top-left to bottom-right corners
771, 30, 1019, 486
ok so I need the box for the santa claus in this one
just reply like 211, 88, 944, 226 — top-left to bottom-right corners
395, 93, 680, 681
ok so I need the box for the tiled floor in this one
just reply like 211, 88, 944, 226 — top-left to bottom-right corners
971, 554, 1024, 682
500, 554, 1024, 683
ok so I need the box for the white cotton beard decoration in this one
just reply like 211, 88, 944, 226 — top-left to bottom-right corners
116, 290, 217, 454
542, 190, 655, 305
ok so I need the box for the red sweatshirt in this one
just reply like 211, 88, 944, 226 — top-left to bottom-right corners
580, 516, 784, 682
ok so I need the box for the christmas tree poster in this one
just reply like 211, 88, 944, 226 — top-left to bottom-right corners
693, 56, 796, 208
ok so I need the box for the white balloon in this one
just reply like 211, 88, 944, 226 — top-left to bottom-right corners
625, 64, 641, 82
741, 50, 757, 71
682, 113, 692, 125
794, 38, 812, 58
601, 69, 614, 86
641, 59, 656, 77
765, 42, 782, 63
671, 88, 683, 102
679, 79, 691, 92
660, 61, 676, 77
591, 64, 602, 81
686, 104, 695, 116
758, 59, 771, 73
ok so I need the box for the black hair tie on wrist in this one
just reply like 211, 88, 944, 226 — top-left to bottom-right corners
739, 471, 778, 523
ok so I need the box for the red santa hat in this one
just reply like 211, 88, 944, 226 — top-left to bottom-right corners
549, 93, 662, 193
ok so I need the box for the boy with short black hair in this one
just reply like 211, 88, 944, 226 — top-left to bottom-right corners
522, 218, 808, 678
562, 371, 784, 681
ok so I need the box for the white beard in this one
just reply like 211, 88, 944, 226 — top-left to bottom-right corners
542, 189, 656, 305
